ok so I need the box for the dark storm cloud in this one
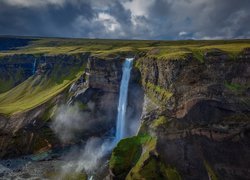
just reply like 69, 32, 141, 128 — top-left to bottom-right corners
0, 0, 249, 39
0, 1, 94, 37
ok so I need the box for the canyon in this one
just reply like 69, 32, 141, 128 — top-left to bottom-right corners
0, 37, 249, 179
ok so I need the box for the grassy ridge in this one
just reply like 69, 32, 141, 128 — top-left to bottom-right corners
0, 37, 250, 59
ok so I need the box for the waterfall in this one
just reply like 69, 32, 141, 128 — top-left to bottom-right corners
32, 59, 37, 75
115, 58, 133, 142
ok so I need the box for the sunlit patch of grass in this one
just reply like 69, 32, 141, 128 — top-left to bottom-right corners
198, 43, 250, 55
147, 47, 190, 60
152, 116, 168, 128
110, 134, 181, 179
109, 134, 155, 179
0, 65, 85, 115
145, 82, 173, 104
0, 38, 249, 60
0, 77, 71, 115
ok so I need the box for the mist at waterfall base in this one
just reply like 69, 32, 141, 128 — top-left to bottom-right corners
51, 58, 140, 176
51, 104, 92, 143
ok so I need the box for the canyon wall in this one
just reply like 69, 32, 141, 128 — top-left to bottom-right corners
110, 49, 250, 180
1, 48, 250, 179
0, 54, 143, 159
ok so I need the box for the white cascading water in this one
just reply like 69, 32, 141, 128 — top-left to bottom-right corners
114, 58, 134, 142
32, 59, 36, 75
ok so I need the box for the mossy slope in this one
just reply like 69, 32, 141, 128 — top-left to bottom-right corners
0, 59, 86, 115
110, 134, 181, 180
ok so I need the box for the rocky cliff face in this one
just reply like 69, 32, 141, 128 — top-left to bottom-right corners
0, 53, 90, 158
0, 94, 64, 158
144, 49, 250, 180
0, 55, 143, 159
110, 48, 250, 179
1, 47, 250, 179
87, 57, 123, 92
68, 56, 143, 142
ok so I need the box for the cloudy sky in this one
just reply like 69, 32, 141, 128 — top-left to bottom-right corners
0, 0, 250, 40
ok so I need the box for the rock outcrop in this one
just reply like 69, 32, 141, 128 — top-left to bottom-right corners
87, 57, 123, 92
109, 48, 250, 179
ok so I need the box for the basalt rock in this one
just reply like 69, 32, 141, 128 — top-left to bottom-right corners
87, 57, 123, 92
0, 93, 64, 158
126, 50, 250, 179
0, 55, 141, 158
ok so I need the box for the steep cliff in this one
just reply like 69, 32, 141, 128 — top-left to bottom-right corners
0, 53, 90, 158
0, 54, 143, 159
109, 48, 250, 180
0, 55, 37, 93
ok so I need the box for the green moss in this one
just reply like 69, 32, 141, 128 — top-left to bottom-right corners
125, 135, 157, 179
110, 133, 182, 180
145, 82, 172, 105
109, 134, 152, 179
127, 156, 161, 180
126, 135, 181, 180
0, 77, 71, 115
147, 47, 190, 60
134, 59, 142, 69
225, 82, 241, 91
192, 49, 204, 63
152, 116, 168, 128
127, 156, 181, 180
127, 157, 181, 180
225, 82, 249, 92
164, 166, 182, 180
204, 161, 218, 180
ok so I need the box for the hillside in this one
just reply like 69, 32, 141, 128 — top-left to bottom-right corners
0, 52, 88, 115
